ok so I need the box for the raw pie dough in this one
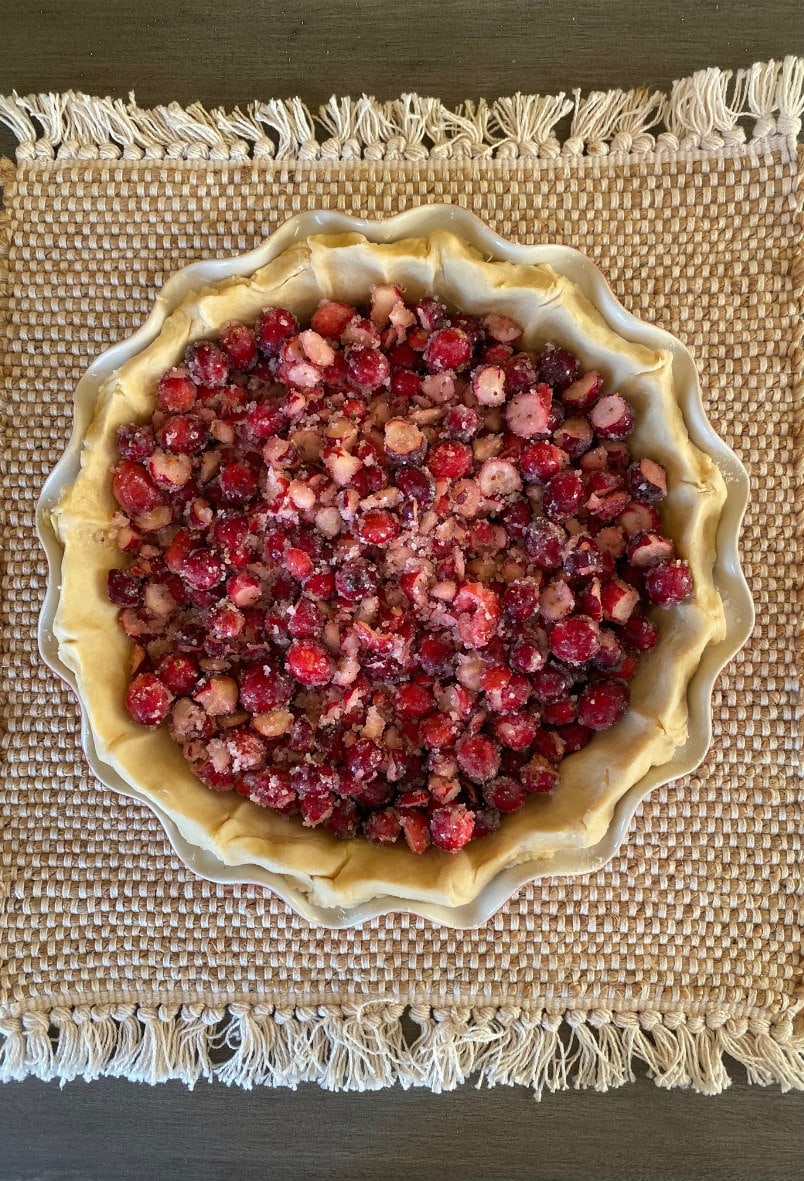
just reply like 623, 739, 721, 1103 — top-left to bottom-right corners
51, 232, 727, 909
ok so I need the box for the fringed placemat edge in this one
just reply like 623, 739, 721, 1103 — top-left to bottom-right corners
1, 1000, 803, 1094
0, 57, 801, 163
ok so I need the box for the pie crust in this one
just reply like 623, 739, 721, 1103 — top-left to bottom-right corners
51, 231, 727, 908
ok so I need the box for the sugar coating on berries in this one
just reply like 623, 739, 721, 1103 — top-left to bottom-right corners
107, 287, 693, 854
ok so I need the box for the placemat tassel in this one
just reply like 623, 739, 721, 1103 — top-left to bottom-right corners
317, 97, 362, 160
492, 92, 573, 158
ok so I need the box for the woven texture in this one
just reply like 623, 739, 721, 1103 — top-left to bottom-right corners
0, 146, 801, 1085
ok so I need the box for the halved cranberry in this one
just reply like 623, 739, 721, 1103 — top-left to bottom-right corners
364, 808, 402, 846
395, 683, 436, 719
626, 458, 667, 502
520, 441, 567, 483
415, 297, 448, 333
399, 810, 431, 854
589, 394, 634, 440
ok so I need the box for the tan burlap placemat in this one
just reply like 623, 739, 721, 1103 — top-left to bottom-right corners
0, 63, 802, 1093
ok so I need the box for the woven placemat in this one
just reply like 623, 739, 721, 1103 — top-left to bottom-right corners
0, 64, 802, 1093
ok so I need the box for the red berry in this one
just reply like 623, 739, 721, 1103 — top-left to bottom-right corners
157, 368, 197, 412
390, 369, 421, 398
157, 414, 206, 454
346, 345, 390, 391
589, 395, 635, 440
395, 683, 436, 719
521, 755, 559, 793
325, 798, 360, 840
245, 769, 297, 812
247, 401, 284, 440
107, 568, 143, 606
364, 808, 402, 846
536, 346, 579, 391
185, 341, 230, 388
156, 653, 200, 695
345, 738, 384, 780
219, 461, 258, 503
457, 734, 500, 783
417, 635, 454, 675
483, 776, 527, 813
493, 712, 539, 750
505, 386, 552, 439
420, 713, 461, 749
256, 307, 299, 355
399, 810, 431, 854
239, 662, 293, 712
532, 665, 569, 703
622, 612, 659, 650
112, 460, 165, 517
427, 441, 473, 481
125, 673, 173, 727
396, 466, 435, 508
646, 559, 693, 608
424, 327, 472, 373
544, 470, 584, 520
284, 547, 315, 580
577, 681, 629, 730
503, 581, 541, 622
504, 354, 537, 395
219, 321, 258, 370
559, 723, 595, 753
286, 639, 334, 686
509, 639, 546, 675
626, 458, 667, 503
520, 441, 567, 483
181, 549, 225, 591
311, 301, 355, 340
430, 804, 475, 851
357, 509, 401, 545
524, 518, 565, 569
335, 560, 378, 602
444, 405, 481, 440
117, 423, 156, 460
549, 615, 601, 664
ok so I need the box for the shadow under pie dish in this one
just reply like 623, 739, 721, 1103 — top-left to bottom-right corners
38, 206, 753, 926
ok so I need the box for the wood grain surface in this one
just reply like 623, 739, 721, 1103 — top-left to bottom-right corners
1, 3, 803, 1180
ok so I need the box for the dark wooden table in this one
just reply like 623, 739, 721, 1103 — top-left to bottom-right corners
2, 3, 803, 1179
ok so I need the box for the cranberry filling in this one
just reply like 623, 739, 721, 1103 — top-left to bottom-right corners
107, 286, 692, 855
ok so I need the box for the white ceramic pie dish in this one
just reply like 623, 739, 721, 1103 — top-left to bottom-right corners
36, 204, 753, 928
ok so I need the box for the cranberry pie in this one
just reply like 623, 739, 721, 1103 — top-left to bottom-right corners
51, 232, 726, 908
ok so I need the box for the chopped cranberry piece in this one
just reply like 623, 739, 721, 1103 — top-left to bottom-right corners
626, 531, 675, 569
415, 297, 448, 333
420, 713, 461, 749
532, 665, 569, 703
472, 806, 502, 839
626, 458, 667, 502
444, 405, 482, 440
395, 683, 436, 719
509, 639, 546, 675
562, 370, 603, 411
622, 612, 659, 650
535, 346, 579, 391
345, 738, 384, 779
589, 394, 635, 440
247, 401, 285, 440
456, 734, 500, 783
357, 509, 401, 545
364, 808, 402, 846
219, 461, 258, 503
430, 804, 475, 852
427, 441, 473, 481
504, 354, 537, 395
256, 307, 299, 355
185, 341, 229, 388
554, 417, 594, 459
417, 635, 454, 676
493, 712, 539, 750
531, 727, 566, 763
395, 466, 435, 510
577, 680, 629, 730
324, 798, 360, 839
646, 559, 693, 608
125, 673, 173, 727
311, 301, 356, 340
399, 810, 431, 854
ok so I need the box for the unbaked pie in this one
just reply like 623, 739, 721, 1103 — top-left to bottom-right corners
51, 231, 727, 908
